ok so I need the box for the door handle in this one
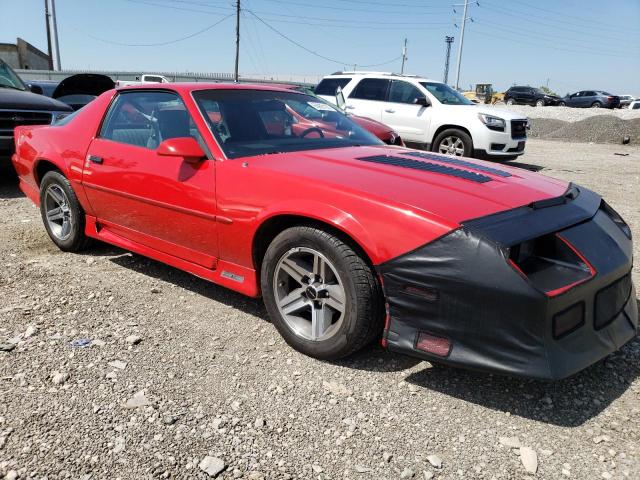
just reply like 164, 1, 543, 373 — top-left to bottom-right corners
384, 108, 395, 113
345, 105, 355, 110
88, 155, 103, 164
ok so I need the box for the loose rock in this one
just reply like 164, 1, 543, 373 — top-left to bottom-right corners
199, 456, 225, 477
520, 446, 538, 474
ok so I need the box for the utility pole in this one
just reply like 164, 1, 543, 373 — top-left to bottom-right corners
443, 36, 454, 84
50, 0, 61, 70
400, 38, 407, 74
44, 0, 53, 70
454, 0, 469, 90
234, 0, 240, 82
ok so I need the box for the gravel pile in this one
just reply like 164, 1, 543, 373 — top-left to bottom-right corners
486, 105, 640, 144
528, 116, 640, 144
499, 105, 640, 122
1, 140, 639, 480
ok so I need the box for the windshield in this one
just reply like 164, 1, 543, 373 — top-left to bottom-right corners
0, 60, 27, 90
419, 82, 472, 105
193, 89, 382, 159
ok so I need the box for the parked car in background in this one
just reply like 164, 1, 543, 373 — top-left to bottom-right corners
504, 86, 561, 106
0, 58, 72, 166
115, 74, 170, 87
12, 83, 637, 379
618, 95, 634, 108
276, 83, 403, 146
316, 72, 529, 160
629, 100, 640, 110
560, 91, 620, 108
25, 79, 59, 97
51, 74, 115, 111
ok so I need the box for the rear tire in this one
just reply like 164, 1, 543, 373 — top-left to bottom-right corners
591, 101, 602, 108
558, 101, 566, 107
39, 171, 91, 252
261, 226, 383, 360
432, 128, 473, 157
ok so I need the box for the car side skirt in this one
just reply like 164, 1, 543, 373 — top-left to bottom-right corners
84, 215, 259, 298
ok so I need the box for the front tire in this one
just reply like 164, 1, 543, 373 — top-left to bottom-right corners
261, 226, 382, 360
506, 98, 515, 105
535, 99, 545, 107
433, 128, 473, 157
558, 101, 566, 107
39, 171, 91, 252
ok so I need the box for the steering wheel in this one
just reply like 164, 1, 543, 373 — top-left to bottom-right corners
298, 127, 324, 138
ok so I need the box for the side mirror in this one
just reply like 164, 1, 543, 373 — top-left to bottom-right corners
335, 87, 346, 111
414, 96, 430, 107
29, 84, 44, 95
157, 137, 205, 163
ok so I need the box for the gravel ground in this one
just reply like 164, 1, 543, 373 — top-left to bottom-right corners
487, 105, 640, 144
1, 139, 639, 480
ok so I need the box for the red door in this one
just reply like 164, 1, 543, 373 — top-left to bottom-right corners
81, 90, 218, 268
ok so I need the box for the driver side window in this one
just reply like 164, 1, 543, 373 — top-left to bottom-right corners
388, 80, 423, 104
100, 91, 199, 149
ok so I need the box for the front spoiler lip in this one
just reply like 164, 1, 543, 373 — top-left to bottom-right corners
378, 184, 637, 380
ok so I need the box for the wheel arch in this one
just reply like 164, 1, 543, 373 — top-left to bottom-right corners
251, 212, 379, 277
431, 124, 474, 152
432, 124, 473, 142
34, 158, 66, 186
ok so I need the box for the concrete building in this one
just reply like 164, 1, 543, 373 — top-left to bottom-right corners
0, 38, 51, 70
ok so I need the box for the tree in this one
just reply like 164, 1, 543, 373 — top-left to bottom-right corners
539, 85, 558, 96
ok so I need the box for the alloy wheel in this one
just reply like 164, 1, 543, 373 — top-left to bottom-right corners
273, 247, 346, 341
438, 136, 465, 156
44, 184, 73, 241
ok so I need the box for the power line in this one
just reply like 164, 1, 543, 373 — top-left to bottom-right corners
467, 27, 630, 59
246, 10, 402, 68
472, 19, 636, 57
75, 14, 233, 47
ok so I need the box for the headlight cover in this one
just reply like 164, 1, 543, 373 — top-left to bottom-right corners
478, 113, 506, 132
601, 201, 632, 239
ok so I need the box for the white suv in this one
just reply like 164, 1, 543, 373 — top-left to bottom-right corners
315, 72, 528, 160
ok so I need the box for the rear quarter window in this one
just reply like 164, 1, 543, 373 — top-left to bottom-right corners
315, 78, 352, 96
349, 78, 390, 101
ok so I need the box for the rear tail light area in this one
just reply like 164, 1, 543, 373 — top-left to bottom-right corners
600, 201, 632, 239
508, 233, 595, 297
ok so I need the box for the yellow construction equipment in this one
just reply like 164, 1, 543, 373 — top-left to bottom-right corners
462, 83, 504, 104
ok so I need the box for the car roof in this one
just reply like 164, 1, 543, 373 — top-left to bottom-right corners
116, 82, 299, 94
321, 72, 439, 83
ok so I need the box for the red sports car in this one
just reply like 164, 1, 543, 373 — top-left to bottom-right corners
12, 83, 636, 379
268, 83, 403, 146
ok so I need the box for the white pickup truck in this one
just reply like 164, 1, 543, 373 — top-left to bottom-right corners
115, 74, 170, 87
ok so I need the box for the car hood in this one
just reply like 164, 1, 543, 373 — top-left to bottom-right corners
350, 114, 394, 135
442, 104, 527, 120
52, 74, 115, 100
249, 145, 568, 225
0, 88, 72, 111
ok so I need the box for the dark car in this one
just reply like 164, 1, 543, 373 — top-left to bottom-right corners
25, 79, 60, 97
51, 74, 115, 111
0, 59, 73, 165
504, 86, 561, 107
560, 91, 620, 109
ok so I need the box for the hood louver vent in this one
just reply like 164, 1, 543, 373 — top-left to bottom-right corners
402, 151, 512, 178
356, 155, 492, 183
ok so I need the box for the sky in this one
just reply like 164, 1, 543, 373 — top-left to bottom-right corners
1, 0, 639, 95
